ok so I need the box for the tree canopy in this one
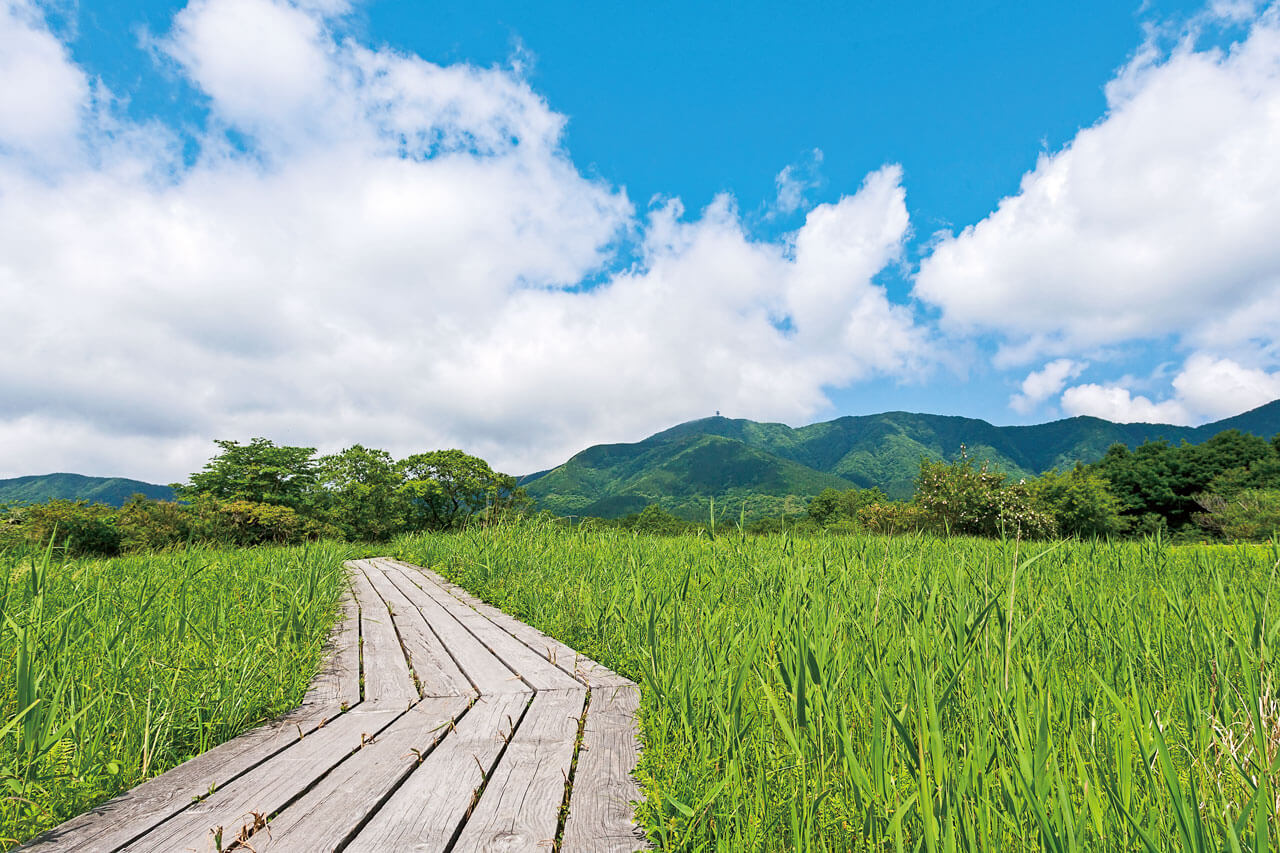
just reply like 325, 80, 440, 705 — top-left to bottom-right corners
175, 438, 319, 509
166, 439, 529, 544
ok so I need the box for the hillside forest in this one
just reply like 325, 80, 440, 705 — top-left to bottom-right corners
0, 440, 528, 556
2, 428, 1279, 556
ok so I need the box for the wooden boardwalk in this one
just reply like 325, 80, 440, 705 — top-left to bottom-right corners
21, 558, 647, 853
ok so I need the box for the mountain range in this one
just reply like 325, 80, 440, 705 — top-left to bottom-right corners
520, 400, 1280, 518
0, 473, 175, 508
5, 401, 1280, 517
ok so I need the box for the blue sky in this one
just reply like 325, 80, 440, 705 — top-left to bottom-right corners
2, 0, 1279, 480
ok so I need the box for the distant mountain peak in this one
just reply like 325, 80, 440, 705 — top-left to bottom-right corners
0, 473, 174, 507
524, 402, 1280, 519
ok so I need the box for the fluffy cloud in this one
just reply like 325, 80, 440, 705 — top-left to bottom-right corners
1171, 353, 1280, 418
0, 0, 88, 158
1059, 353, 1280, 424
0, 0, 926, 481
1009, 358, 1086, 414
915, 6, 1280, 365
1060, 384, 1191, 424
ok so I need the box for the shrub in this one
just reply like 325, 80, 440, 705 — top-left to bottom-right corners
744, 515, 817, 535
13, 500, 123, 557
807, 487, 888, 528
630, 504, 692, 536
0, 505, 24, 553
1194, 489, 1280, 541
824, 519, 862, 536
214, 499, 314, 546
117, 496, 195, 551
915, 453, 1056, 539
1030, 466, 1125, 538
856, 501, 933, 535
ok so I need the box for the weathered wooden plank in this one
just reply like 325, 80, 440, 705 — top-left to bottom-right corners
380, 560, 583, 692
561, 685, 649, 852
387, 559, 634, 690
381, 563, 528, 695
301, 586, 361, 710
248, 695, 470, 852
348, 561, 418, 707
478, 607, 633, 690
362, 562, 473, 699
451, 688, 587, 852
122, 704, 405, 852
16, 705, 343, 852
344, 692, 531, 853
17, 586, 363, 853
21, 558, 649, 853
457, 599, 631, 690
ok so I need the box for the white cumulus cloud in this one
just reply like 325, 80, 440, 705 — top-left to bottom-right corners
1059, 353, 1280, 424
0, 0, 928, 481
1171, 353, 1280, 419
1009, 358, 1086, 414
0, 0, 89, 159
915, 5, 1280, 365
1061, 384, 1192, 425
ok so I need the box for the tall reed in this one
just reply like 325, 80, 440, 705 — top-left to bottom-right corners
0, 540, 349, 849
393, 522, 1280, 851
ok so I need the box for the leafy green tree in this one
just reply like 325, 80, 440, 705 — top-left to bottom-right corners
1093, 430, 1280, 534
1181, 429, 1275, 495
631, 504, 690, 536
317, 445, 403, 541
807, 487, 888, 528
1201, 432, 1280, 500
915, 452, 1055, 539
1188, 428, 1274, 474
1029, 465, 1125, 538
398, 449, 526, 531
1091, 442, 1185, 527
1208, 456, 1280, 497
176, 438, 319, 510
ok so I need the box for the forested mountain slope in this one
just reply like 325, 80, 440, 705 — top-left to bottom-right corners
522, 401, 1280, 515
0, 473, 174, 507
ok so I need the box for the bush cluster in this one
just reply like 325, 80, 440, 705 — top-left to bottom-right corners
0, 439, 529, 556
789, 429, 1280, 542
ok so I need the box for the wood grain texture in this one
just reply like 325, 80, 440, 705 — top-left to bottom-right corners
348, 562, 418, 708
451, 688, 587, 852
379, 560, 582, 692
302, 586, 362, 710
387, 559, 634, 690
248, 695, 470, 852
121, 706, 404, 852
561, 685, 649, 852
19, 558, 650, 852
381, 564, 527, 695
363, 564, 472, 699
344, 692, 531, 853
16, 703, 346, 853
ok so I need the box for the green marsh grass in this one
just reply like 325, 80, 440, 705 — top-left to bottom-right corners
0, 540, 349, 849
392, 523, 1280, 851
